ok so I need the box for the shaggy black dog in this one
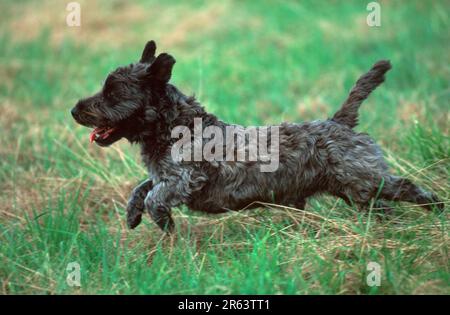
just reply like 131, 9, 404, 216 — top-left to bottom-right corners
71, 40, 443, 232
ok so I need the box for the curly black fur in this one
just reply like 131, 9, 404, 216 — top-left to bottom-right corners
71, 40, 443, 232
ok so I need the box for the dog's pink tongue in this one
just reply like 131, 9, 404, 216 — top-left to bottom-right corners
89, 127, 102, 143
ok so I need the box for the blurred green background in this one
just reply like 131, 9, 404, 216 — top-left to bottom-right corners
0, 0, 448, 294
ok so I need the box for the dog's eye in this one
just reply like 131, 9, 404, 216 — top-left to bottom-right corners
103, 84, 117, 99
106, 90, 116, 98
103, 90, 113, 100
103, 76, 117, 99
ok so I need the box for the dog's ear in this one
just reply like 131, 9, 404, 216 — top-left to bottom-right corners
146, 53, 176, 83
140, 40, 156, 63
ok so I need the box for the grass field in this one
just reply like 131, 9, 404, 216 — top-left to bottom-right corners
0, 0, 449, 294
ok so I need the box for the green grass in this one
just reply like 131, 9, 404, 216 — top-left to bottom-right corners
0, 0, 448, 294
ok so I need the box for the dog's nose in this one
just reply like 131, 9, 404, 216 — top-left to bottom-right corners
71, 107, 77, 118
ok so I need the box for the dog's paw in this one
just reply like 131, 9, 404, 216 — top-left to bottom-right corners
127, 211, 143, 229
148, 206, 175, 234
157, 215, 175, 234
430, 194, 445, 213
126, 201, 144, 229
126, 197, 145, 229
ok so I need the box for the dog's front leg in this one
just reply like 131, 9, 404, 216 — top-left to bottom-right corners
144, 181, 183, 233
126, 179, 153, 229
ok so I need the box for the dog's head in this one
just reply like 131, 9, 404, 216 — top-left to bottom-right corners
71, 40, 176, 146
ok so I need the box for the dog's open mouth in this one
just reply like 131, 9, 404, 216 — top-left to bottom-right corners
89, 126, 117, 143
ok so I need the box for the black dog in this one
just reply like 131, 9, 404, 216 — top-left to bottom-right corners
71, 40, 443, 232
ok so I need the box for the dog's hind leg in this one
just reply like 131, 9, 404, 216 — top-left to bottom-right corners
379, 176, 443, 212
373, 199, 393, 211
294, 199, 306, 210
126, 179, 153, 229
333, 192, 352, 206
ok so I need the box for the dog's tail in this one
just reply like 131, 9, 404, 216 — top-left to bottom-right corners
332, 60, 392, 129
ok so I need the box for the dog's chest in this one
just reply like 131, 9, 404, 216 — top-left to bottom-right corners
140, 141, 171, 182
143, 153, 182, 184
144, 158, 165, 183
